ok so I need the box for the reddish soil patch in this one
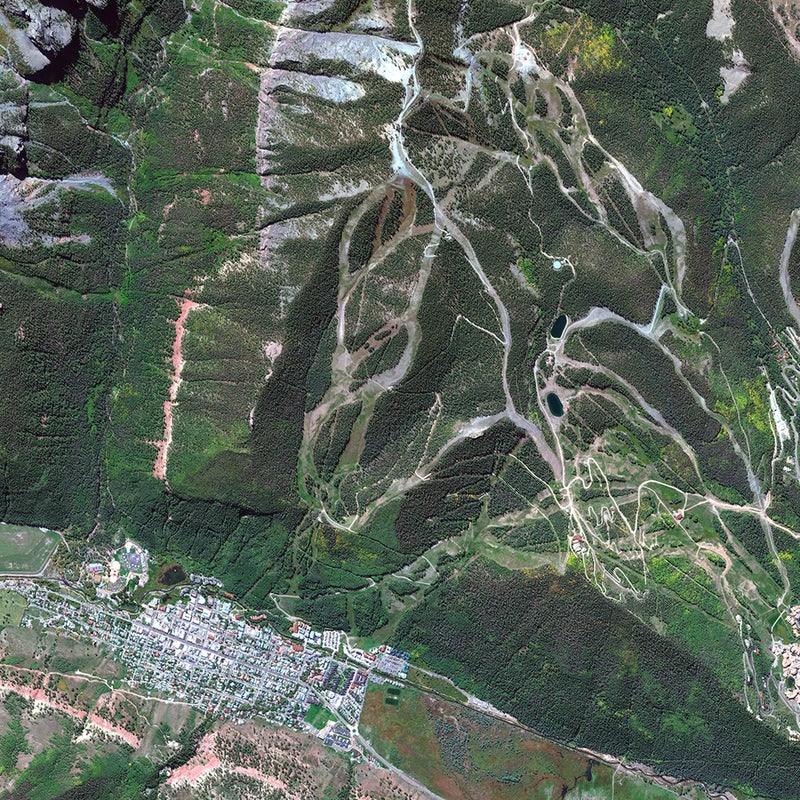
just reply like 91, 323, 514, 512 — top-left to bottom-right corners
167, 733, 221, 784
153, 296, 202, 481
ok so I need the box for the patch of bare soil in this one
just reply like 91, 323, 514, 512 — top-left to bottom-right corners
158, 718, 427, 800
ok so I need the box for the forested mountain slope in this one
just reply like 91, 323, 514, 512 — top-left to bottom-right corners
3, 0, 800, 796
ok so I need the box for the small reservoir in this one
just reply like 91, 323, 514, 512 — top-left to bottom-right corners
546, 392, 564, 417
550, 314, 567, 338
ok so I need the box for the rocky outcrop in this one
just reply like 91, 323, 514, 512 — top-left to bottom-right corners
0, 0, 77, 75
0, 66, 27, 174
0, 135, 24, 172
4, 0, 76, 53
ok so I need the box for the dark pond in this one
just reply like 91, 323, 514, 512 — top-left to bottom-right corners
550, 313, 567, 338
158, 563, 187, 586
546, 392, 564, 417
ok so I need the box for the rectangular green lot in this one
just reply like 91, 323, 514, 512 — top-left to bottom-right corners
304, 704, 335, 730
0, 523, 60, 574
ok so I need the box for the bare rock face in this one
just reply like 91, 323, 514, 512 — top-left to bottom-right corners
6, 0, 76, 52
0, 66, 27, 136
0, 66, 28, 174
0, 135, 25, 173
0, 0, 77, 75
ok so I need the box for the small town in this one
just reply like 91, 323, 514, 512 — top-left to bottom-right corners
0, 576, 411, 753
778, 605, 800, 705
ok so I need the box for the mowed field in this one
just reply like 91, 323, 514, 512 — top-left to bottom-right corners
0, 589, 27, 627
0, 523, 59, 574
359, 683, 688, 800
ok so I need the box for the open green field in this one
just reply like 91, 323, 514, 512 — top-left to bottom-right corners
0, 524, 59, 574
404, 665, 468, 703
0, 590, 27, 628
359, 683, 686, 800
304, 704, 335, 730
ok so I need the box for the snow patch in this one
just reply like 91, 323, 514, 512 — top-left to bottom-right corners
719, 49, 750, 104
707, 0, 734, 41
